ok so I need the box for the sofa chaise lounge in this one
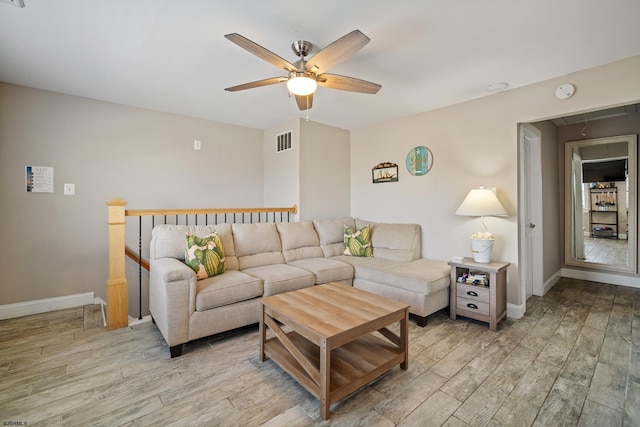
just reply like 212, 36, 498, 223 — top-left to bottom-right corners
149, 217, 450, 357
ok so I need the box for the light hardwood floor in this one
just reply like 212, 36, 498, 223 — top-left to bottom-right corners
1, 277, 639, 426
583, 237, 628, 266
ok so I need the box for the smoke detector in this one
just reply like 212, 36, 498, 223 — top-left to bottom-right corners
555, 84, 575, 99
486, 82, 509, 93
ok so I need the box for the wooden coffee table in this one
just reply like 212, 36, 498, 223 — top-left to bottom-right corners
259, 282, 409, 420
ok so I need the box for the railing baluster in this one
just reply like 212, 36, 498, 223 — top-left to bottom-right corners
138, 216, 143, 320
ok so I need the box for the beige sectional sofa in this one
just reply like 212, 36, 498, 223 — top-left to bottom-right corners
149, 217, 450, 357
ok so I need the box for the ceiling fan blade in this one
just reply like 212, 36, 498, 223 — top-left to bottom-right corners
225, 33, 297, 72
317, 73, 381, 94
295, 94, 313, 110
304, 30, 370, 74
225, 77, 286, 92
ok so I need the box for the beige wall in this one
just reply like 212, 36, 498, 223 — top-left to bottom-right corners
351, 55, 640, 309
299, 120, 350, 221
0, 83, 264, 309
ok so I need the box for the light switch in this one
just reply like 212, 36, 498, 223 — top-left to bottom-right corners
64, 183, 75, 195
194, 140, 201, 150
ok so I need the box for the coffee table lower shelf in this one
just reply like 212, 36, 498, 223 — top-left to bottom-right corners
264, 331, 405, 409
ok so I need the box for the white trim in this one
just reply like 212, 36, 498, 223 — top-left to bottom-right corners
518, 123, 545, 308
128, 314, 152, 326
507, 302, 525, 319
561, 268, 640, 289
0, 292, 98, 320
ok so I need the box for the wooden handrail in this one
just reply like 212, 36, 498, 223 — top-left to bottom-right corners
125, 205, 298, 217
125, 247, 149, 271
106, 199, 299, 330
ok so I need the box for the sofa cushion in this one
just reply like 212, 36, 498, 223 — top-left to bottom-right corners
333, 255, 398, 272
314, 217, 356, 257
370, 223, 422, 262
344, 224, 373, 257
314, 217, 356, 245
232, 223, 285, 270
150, 223, 238, 270
195, 270, 263, 311
242, 264, 314, 296
348, 258, 450, 295
185, 232, 226, 280
287, 258, 354, 284
276, 221, 324, 262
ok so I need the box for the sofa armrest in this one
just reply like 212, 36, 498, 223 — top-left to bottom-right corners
149, 258, 196, 347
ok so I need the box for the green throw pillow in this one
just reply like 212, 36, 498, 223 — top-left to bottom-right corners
343, 224, 373, 257
185, 232, 226, 280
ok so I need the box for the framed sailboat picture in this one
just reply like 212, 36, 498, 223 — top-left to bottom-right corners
372, 162, 398, 183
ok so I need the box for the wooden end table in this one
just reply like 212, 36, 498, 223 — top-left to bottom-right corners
449, 258, 510, 331
259, 282, 409, 420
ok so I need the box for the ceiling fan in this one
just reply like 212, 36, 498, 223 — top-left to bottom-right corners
224, 30, 381, 111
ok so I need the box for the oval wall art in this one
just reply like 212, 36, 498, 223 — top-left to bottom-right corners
406, 146, 433, 176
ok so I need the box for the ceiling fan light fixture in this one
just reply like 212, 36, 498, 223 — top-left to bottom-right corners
287, 72, 317, 96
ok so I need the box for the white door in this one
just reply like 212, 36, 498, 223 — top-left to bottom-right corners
519, 124, 544, 301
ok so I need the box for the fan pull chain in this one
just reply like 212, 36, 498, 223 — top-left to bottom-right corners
581, 115, 588, 136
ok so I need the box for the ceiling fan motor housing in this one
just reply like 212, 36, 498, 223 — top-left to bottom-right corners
291, 40, 312, 58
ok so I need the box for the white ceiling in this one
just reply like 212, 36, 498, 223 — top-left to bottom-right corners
1, 0, 639, 131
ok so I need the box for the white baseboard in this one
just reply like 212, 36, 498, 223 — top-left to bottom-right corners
128, 314, 152, 326
0, 292, 101, 320
561, 268, 640, 289
507, 303, 525, 319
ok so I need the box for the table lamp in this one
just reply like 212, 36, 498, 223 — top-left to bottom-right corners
455, 186, 508, 263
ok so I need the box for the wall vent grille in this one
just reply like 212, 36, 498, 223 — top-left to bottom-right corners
276, 131, 292, 152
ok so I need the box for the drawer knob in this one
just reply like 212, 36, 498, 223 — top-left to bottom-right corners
467, 291, 478, 297
467, 303, 478, 310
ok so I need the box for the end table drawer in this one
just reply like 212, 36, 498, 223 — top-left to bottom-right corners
457, 283, 490, 303
457, 296, 490, 315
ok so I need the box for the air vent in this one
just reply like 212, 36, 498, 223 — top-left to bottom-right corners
276, 131, 292, 152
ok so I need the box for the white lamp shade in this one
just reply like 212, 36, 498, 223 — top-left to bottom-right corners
455, 187, 507, 217
287, 74, 317, 96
